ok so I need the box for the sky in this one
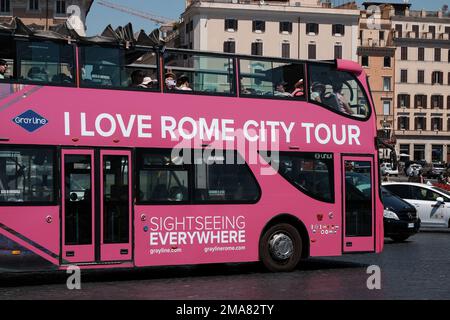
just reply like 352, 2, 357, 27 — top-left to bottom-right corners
86, 0, 450, 36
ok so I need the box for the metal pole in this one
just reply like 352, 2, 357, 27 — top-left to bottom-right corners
45, 0, 49, 30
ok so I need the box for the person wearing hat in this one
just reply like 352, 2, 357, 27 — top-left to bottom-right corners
165, 72, 177, 91
274, 81, 291, 97
142, 76, 155, 88
310, 82, 326, 103
0, 59, 8, 80
176, 74, 192, 91
291, 79, 304, 97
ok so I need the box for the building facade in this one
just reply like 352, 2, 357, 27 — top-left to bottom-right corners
181, 0, 360, 61
0, 0, 93, 35
392, 6, 450, 164
358, 2, 397, 161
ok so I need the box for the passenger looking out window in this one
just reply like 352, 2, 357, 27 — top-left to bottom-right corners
165, 72, 177, 91
310, 82, 325, 103
0, 59, 8, 79
274, 81, 292, 97
176, 75, 192, 91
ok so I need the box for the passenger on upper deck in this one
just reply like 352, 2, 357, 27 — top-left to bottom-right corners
332, 82, 354, 115
274, 81, 292, 97
176, 75, 192, 91
0, 59, 8, 79
310, 82, 325, 103
165, 72, 177, 91
130, 70, 147, 88
291, 79, 304, 97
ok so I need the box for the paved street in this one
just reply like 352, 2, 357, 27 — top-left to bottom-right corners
0, 230, 449, 300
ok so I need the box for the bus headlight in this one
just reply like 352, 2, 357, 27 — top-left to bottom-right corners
384, 209, 399, 220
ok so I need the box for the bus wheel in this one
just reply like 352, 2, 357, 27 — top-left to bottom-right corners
259, 223, 302, 272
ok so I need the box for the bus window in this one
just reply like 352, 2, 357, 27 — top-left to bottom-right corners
239, 59, 305, 99
262, 152, 334, 203
80, 46, 159, 90
163, 51, 235, 95
0, 147, 55, 204
137, 149, 189, 203
194, 150, 260, 203
16, 40, 75, 85
308, 64, 370, 119
0, 36, 15, 82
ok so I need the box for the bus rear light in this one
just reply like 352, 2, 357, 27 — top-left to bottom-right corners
11, 250, 21, 255
0, 137, 10, 142
72, 138, 79, 142
317, 214, 324, 221
113, 139, 120, 143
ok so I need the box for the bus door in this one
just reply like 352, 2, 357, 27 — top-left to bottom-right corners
342, 156, 375, 253
61, 149, 132, 264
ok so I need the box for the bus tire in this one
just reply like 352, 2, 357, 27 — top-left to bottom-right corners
259, 223, 302, 272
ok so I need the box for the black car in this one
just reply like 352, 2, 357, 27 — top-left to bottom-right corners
381, 186, 421, 242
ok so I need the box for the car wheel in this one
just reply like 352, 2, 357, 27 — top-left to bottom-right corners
259, 223, 302, 272
391, 235, 410, 242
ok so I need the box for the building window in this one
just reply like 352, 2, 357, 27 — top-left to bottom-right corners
383, 56, 391, 68
418, 47, 425, 61
400, 70, 408, 83
0, 0, 10, 13
432, 145, 443, 162
398, 117, 410, 130
435, 48, 441, 62
398, 94, 410, 108
395, 24, 403, 35
414, 145, 425, 161
251, 42, 263, 56
401, 47, 408, 60
431, 95, 444, 109
448, 96, 450, 109
429, 25, 436, 39
280, 21, 292, 34
308, 44, 316, 60
361, 55, 369, 67
432, 71, 444, 85
418, 70, 425, 84
383, 77, 391, 91
400, 144, 410, 157
448, 72, 450, 85
448, 118, 450, 131
252, 20, 265, 33
55, 0, 66, 15
415, 95, 427, 109
412, 25, 419, 37
29, 0, 39, 11
379, 31, 385, 40
306, 23, 319, 35
415, 118, 426, 131
225, 19, 238, 31
383, 100, 391, 115
432, 118, 443, 131
281, 42, 290, 59
448, 50, 450, 63
334, 45, 342, 59
332, 24, 345, 36
223, 41, 235, 54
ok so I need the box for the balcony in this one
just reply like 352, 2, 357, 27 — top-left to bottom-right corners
394, 31, 450, 41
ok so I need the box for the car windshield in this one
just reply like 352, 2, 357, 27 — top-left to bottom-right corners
381, 187, 413, 210
431, 186, 450, 198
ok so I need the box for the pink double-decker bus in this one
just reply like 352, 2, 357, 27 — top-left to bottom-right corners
0, 27, 384, 273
